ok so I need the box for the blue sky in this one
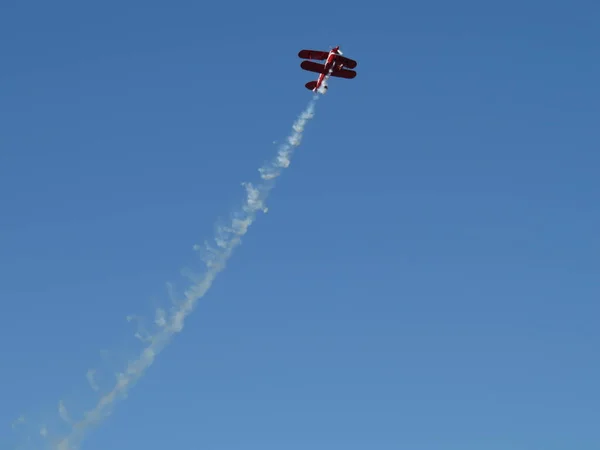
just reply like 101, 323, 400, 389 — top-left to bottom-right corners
1, 0, 599, 449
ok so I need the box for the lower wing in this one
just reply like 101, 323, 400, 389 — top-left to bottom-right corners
331, 68, 357, 79
300, 61, 326, 74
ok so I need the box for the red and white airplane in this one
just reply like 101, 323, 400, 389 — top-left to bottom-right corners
298, 46, 357, 92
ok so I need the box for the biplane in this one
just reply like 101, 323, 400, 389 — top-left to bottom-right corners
298, 46, 357, 92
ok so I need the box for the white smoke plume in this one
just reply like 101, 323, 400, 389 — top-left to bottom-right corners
85, 370, 99, 392
11, 416, 25, 430
27, 93, 322, 450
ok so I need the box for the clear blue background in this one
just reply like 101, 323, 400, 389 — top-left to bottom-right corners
1, 0, 599, 449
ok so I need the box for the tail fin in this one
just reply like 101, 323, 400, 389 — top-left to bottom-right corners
305, 81, 317, 91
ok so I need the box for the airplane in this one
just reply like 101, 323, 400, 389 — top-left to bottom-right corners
298, 46, 357, 92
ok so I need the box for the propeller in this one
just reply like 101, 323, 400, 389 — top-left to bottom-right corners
329, 45, 343, 55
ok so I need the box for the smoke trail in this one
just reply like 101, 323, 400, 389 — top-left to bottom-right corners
43, 94, 321, 450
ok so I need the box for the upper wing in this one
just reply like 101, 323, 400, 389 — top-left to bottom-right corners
298, 49, 329, 60
330, 68, 357, 79
337, 55, 357, 69
300, 60, 327, 74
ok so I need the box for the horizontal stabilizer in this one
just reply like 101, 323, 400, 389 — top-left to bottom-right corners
305, 81, 318, 91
